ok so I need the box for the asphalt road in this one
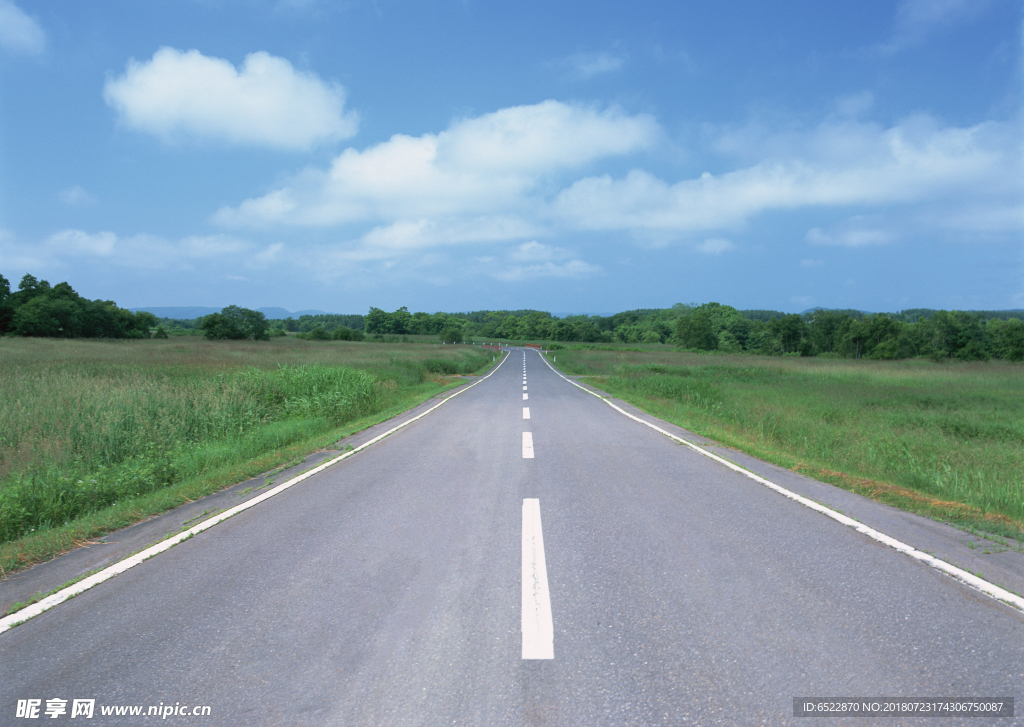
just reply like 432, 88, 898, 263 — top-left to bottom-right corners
1, 349, 1022, 726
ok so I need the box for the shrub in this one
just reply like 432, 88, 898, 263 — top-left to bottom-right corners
439, 327, 463, 344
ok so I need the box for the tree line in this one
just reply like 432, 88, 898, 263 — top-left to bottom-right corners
3, 272, 1021, 360
359, 302, 1024, 361
670, 303, 1024, 361
0, 274, 156, 338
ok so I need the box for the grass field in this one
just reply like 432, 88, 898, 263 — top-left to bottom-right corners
549, 348, 1024, 540
0, 337, 494, 573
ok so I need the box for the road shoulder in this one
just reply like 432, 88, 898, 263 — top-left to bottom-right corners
565, 375, 1024, 602
0, 382, 476, 617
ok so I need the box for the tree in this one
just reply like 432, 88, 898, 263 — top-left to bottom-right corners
439, 326, 463, 344
769, 314, 807, 354
989, 318, 1024, 361
806, 309, 852, 354
13, 297, 78, 337
675, 310, 717, 350
843, 319, 869, 359
0, 274, 13, 333
199, 306, 269, 340
17, 274, 48, 299
718, 330, 743, 353
365, 307, 389, 334
390, 306, 412, 335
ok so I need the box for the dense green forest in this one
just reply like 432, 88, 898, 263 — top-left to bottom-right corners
0, 274, 156, 338
3, 272, 1022, 360
351, 303, 1024, 361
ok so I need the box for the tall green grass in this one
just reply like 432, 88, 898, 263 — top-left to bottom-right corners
0, 338, 491, 545
554, 350, 1024, 534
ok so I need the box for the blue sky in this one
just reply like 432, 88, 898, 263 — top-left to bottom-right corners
1, 0, 1021, 315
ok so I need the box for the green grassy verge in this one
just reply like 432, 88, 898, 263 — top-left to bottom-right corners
0, 337, 495, 574
547, 349, 1024, 540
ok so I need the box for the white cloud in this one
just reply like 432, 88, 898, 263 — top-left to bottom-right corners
0, 229, 276, 272
877, 0, 990, 54
509, 240, 561, 262
806, 224, 898, 247
59, 185, 97, 206
565, 51, 626, 79
254, 242, 284, 266
491, 258, 602, 282
697, 238, 735, 255
178, 234, 252, 259
48, 229, 117, 256
491, 242, 601, 282
103, 47, 358, 150
359, 217, 542, 252
0, 1, 44, 56
201, 104, 1018, 284
214, 100, 658, 227
553, 116, 1021, 238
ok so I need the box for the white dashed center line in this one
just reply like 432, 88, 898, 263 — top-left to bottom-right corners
522, 385, 528, 391
521, 498, 553, 659
523, 393, 529, 400
523, 407, 530, 419
522, 431, 534, 458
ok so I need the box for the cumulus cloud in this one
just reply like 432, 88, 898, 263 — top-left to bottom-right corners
492, 258, 601, 282
552, 115, 1021, 238
490, 241, 601, 282
358, 217, 543, 252
214, 100, 658, 228
564, 51, 626, 79
0, 0, 44, 56
104, 47, 358, 149
0, 229, 280, 273
204, 103, 1020, 278
48, 229, 117, 256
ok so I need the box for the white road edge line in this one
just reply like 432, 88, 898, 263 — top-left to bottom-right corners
0, 352, 513, 636
522, 431, 535, 459
523, 407, 531, 419
533, 350, 1024, 614
522, 498, 554, 659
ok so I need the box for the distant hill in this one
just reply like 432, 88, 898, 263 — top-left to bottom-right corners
549, 311, 617, 318
261, 308, 332, 319
131, 306, 332, 320
130, 307, 220, 319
